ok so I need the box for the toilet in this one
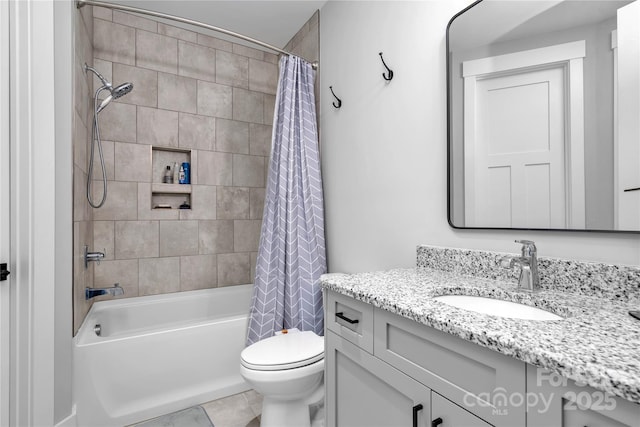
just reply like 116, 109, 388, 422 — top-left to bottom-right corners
240, 330, 325, 427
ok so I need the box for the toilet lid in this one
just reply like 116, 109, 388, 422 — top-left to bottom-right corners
241, 331, 324, 371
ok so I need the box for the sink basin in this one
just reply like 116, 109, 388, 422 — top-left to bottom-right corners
433, 295, 563, 321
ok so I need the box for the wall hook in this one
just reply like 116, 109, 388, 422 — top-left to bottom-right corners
379, 52, 394, 81
329, 86, 342, 108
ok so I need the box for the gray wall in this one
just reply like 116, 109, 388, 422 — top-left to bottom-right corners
450, 17, 617, 229
319, 0, 640, 274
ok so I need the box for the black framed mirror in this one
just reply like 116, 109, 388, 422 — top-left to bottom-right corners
447, 0, 640, 232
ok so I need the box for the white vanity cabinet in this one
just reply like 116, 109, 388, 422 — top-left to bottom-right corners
526, 366, 640, 427
325, 291, 501, 427
324, 290, 640, 427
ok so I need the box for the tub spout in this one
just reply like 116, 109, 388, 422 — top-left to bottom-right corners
85, 283, 124, 300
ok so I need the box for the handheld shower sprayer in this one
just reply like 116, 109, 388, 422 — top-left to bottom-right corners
84, 64, 134, 114
83, 63, 134, 208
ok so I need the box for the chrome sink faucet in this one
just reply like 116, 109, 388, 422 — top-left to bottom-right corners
500, 240, 540, 292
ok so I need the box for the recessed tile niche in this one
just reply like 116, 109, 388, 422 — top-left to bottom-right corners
151, 146, 194, 209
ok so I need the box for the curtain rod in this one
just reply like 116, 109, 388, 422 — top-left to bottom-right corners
76, 0, 318, 69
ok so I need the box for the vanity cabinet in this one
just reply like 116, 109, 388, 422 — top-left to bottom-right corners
527, 366, 640, 427
324, 290, 640, 427
325, 291, 498, 427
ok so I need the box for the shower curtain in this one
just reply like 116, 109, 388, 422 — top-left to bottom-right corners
246, 55, 326, 346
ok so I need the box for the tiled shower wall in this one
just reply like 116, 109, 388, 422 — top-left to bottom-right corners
73, 5, 95, 332
73, 6, 281, 332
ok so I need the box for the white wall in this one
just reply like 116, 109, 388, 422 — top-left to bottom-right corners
319, 0, 640, 274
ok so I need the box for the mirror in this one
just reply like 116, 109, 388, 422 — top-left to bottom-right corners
448, 0, 640, 232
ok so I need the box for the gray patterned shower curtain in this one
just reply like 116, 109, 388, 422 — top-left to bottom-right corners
246, 55, 326, 346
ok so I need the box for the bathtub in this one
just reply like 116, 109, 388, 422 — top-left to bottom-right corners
74, 285, 253, 427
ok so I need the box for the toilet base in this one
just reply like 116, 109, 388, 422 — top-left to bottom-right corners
260, 396, 312, 427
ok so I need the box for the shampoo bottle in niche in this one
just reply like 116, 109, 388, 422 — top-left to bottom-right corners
172, 162, 179, 183
163, 165, 173, 184
179, 162, 190, 184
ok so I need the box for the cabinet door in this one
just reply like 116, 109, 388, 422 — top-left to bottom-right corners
432, 392, 493, 427
326, 331, 430, 427
527, 366, 640, 427
374, 308, 524, 426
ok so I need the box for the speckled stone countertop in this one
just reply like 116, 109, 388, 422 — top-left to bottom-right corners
320, 246, 640, 404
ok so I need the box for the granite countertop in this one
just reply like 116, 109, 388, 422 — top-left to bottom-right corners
321, 265, 640, 404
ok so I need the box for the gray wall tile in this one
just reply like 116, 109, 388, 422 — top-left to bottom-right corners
112, 63, 158, 108
93, 221, 115, 261
180, 255, 217, 291
217, 253, 251, 286
94, 259, 139, 298
114, 142, 151, 182
249, 123, 272, 156
179, 185, 217, 220
139, 257, 180, 296
197, 33, 232, 52
160, 220, 199, 256
92, 6, 112, 21
137, 106, 179, 147
136, 30, 178, 74
158, 72, 197, 114
250, 188, 265, 220
115, 220, 159, 259
158, 23, 197, 43
179, 41, 216, 82
178, 113, 215, 151
234, 220, 262, 252
98, 101, 137, 142
216, 50, 248, 89
217, 187, 250, 219
216, 119, 249, 154
199, 220, 234, 254
93, 181, 138, 220
113, 11, 157, 32
233, 88, 264, 124
249, 59, 278, 94
233, 154, 264, 187
232, 44, 264, 61
197, 151, 232, 186
197, 81, 232, 119
263, 94, 276, 125
94, 19, 135, 65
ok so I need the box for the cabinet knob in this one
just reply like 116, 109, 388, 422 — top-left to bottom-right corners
412, 404, 423, 427
431, 417, 443, 427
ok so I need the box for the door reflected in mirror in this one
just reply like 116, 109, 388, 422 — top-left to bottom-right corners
447, 0, 640, 232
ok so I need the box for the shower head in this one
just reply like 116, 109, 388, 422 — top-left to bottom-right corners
85, 63, 134, 113
96, 82, 134, 113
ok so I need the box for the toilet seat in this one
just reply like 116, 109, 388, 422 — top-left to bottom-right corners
241, 331, 324, 371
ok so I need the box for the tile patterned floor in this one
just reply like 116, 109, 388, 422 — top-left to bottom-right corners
201, 390, 262, 427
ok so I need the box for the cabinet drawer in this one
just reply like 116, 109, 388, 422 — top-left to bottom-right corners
373, 308, 525, 427
432, 391, 492, 427
527, 366, 640, 427
325, 290, 374, 353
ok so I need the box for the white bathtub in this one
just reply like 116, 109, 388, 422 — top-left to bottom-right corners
74, 285, 253, 427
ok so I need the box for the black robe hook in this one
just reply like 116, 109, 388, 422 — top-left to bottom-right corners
329, 86, 342, 108
379, 52, 394, 81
